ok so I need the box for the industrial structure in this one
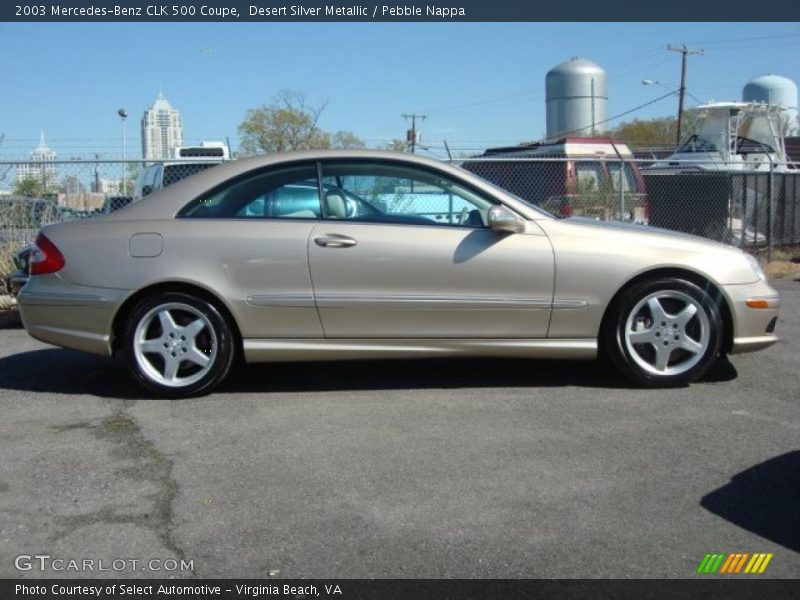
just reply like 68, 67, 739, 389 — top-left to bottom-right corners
545, 57, 608, 139
743, 74, 799, 135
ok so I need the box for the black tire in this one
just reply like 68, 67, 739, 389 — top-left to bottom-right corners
603, 278, 723, 387
122, 292, 235, 398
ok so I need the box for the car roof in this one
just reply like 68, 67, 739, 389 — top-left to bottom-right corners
109, 149, 552, 221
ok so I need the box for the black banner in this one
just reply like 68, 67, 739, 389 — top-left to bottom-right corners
3, 579, 800, 600
3, 0, 800, 22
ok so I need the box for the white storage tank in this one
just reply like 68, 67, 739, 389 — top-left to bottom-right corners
546, 57, 608, 139
743, 74, 798, 134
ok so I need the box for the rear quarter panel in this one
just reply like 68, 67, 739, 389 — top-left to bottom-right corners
41, 217, 324, 338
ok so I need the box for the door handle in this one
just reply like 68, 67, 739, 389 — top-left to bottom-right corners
314, 234, 358, 248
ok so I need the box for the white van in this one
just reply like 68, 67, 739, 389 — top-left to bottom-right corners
132, 142, 230, 201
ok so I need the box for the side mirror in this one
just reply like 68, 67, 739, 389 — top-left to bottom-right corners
488, 205, 525, 233
141, 185, 153, 197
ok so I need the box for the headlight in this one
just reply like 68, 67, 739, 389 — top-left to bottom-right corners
744, 253, 766, 281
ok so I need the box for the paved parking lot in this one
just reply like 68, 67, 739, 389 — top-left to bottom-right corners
0, 280, 798, 579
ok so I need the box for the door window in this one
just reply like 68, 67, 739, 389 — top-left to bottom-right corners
320, 162, 495, 227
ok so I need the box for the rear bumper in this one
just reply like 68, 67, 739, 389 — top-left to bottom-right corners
5, 270, 28, 298
18, 275, 127, 356
721, 279, 780, 355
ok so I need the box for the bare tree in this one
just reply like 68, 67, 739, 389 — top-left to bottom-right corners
238, 90, 363, 155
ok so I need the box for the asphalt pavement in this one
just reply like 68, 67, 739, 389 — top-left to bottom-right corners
0, 280, 798, 579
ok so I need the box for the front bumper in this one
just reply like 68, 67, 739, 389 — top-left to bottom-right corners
17, 274, 128, 356
721, 279, 780, 354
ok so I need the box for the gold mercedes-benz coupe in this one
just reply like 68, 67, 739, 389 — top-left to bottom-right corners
18, 150, 780, 397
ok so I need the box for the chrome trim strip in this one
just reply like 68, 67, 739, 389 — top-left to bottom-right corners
246, 293, 315, 308
243, 338, 597, 362
245, 293, 589, 310
18, 291, 111, 307
315, 293, 553, 309
551, 299, 589, 309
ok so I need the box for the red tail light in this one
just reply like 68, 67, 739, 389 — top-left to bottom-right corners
29, 232, 65, 275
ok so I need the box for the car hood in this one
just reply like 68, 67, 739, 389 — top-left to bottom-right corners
538, 216, 759, 285
564, 216, 733, 249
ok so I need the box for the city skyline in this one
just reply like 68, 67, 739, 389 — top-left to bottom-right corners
1, 22, 798, 161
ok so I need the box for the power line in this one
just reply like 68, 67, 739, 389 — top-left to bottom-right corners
420, 89, 544, 115
535, 91, 675, 142
686, 32, 800, 45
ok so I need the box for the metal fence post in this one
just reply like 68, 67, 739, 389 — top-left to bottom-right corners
768, 161, 774, 263
619, 157, 625, 221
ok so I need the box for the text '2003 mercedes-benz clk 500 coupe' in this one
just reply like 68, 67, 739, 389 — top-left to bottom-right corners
18, 150, 780, 397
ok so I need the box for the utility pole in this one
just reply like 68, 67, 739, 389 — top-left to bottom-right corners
667, 44, 704, 148
402, 113, 426, 153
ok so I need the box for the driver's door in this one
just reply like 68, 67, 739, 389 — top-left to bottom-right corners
308, 160, 555, 338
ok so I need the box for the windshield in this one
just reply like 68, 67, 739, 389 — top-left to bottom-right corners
679, 111, 726, 153
736, 114, 777, 154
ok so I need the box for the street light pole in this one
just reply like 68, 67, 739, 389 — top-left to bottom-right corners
118, 108, 128, 195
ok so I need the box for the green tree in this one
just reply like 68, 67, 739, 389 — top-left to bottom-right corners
13, 177, 44, 198
611, 112, 702, 149
237, 90, 362, 155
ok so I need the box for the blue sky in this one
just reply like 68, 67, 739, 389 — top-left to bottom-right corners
0, 22, 798, 159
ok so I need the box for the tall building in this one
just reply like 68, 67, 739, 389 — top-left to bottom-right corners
141, 92, 183, 160
16, 131, 58, 192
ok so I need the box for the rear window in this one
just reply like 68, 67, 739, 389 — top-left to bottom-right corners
179, 163, 321, 220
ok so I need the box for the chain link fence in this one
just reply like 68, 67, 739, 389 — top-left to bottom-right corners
0, 158, 224, 295
459, 156, 800, 256
2, 156, 800, 297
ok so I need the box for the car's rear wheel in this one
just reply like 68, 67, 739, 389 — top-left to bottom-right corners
122, 292, 234, 398
604, 278, 723, 387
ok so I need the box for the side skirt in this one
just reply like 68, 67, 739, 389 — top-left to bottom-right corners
243, 338, 597, 362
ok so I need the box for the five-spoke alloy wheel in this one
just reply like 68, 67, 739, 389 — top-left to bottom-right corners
605, 278, 723, 387
123, 292, 235, 398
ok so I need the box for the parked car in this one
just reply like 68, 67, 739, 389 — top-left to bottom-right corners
132, 161, 223, 201
464, 137, 647, 220
132, 142, 230, 201
5, 245, 31, 298
18, 150, 779, 397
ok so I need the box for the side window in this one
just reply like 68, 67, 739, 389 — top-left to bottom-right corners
574, 161, 605, 192
180, 164, 321, 219
320, 162, 494, 227
607, 162, 637, 193
134, 165, 160, 199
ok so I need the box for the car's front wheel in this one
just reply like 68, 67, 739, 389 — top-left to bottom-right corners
122, 292, 235, 398
605, 278, 723, 387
